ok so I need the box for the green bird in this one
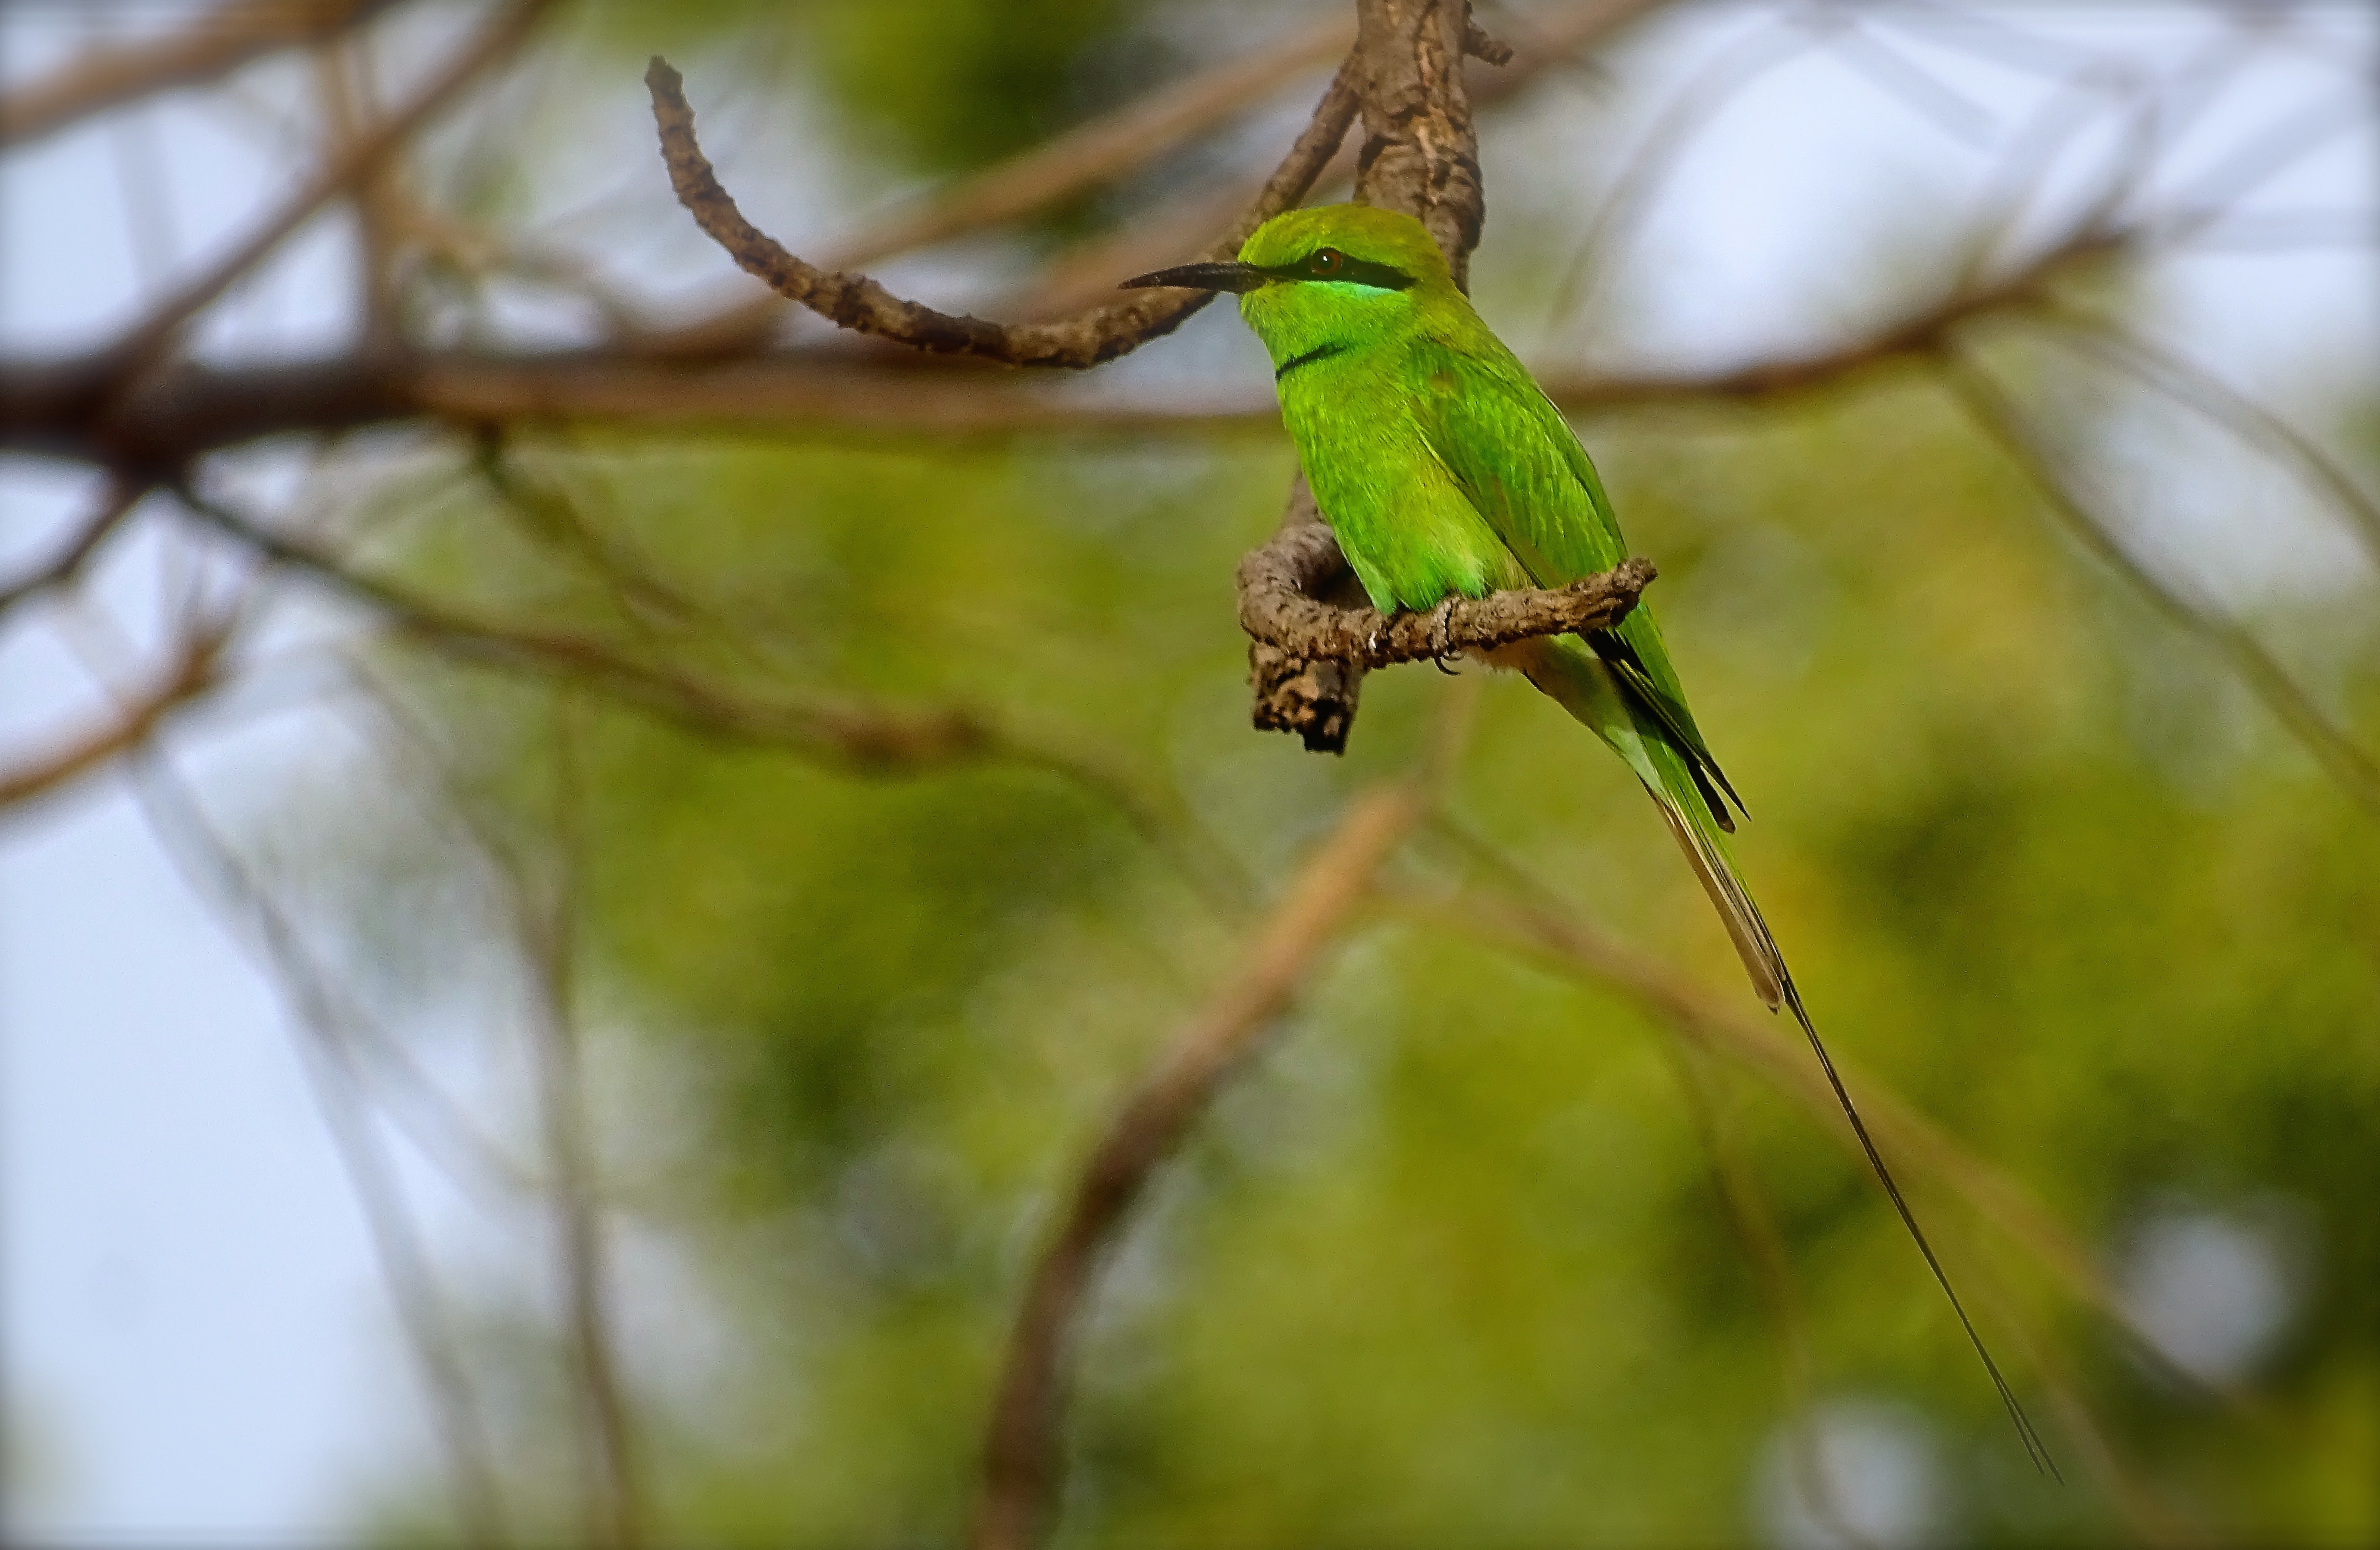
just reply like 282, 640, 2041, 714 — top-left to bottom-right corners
1126, 203, 2053, 1473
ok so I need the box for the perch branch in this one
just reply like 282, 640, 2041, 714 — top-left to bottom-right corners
1239, 531, 1654, 666
972, 782, 1426, 1550
1230, 0, 1493, 754
642, 51, 1359, 368
1238, 508, 1653, 751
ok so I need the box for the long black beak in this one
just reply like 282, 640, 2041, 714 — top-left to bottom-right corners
1119, 260, 1270, 294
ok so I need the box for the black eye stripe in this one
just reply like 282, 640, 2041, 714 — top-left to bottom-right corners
1254, 252, 1417, 292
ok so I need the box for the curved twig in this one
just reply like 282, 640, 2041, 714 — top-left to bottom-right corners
643, 52, 1358, 368
641, 14, 1357, 358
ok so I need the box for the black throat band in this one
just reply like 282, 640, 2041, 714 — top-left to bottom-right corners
1275, 342, 1347, 380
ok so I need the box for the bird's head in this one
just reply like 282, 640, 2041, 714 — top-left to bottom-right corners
1120, 205, 1451, 374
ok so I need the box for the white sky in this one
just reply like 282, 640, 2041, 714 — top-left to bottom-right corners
1, 2, 2371, 1542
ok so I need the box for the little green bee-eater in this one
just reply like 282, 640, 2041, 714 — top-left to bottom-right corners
1125, 203, 2053, 1473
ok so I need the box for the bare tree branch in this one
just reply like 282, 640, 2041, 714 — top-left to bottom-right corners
643, 13, 1357, 358
0, 211, 2125, 473
642, 51, 1358, 368
0, 0, 397, 150
971, 781, 1426, 1550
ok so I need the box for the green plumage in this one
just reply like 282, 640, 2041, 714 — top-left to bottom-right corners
1236, 207, 1773, 1000
1122, 203, 2053, 1473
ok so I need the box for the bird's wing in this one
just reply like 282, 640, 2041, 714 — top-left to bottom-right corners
1413, 333, 1746, 825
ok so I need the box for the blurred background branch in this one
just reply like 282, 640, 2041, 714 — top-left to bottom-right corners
4, 2, 2373, 1546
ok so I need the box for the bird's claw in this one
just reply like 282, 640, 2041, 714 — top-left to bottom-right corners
1430, 597, 1459, 675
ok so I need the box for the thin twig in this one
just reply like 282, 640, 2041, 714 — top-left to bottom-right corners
101, 0, 555, 380
1545, 8, 1834, 327
0, 619, 228, 813
0, 478, 145, 617
2033, 306, 2380, 569
1970, 1276, 2201, 1548
970, 782, 1426, 1550
174, 487, 1253, 913
1824, 16, 1996, 149
2147, 90, 2369, 247
1414, 819, 2283, 1420
0, 0, 397, 149
129, 755, 512, 1547
177, 485, 1000, 762
515, 691, 643, 1550
1665, 1044, 1877, 1550
1939, 351, 2380, 823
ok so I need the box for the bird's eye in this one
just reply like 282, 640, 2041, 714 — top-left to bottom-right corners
1308, 248, 1344, 275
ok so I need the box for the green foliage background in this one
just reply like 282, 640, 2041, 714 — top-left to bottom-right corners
334, 4, 2380, 1545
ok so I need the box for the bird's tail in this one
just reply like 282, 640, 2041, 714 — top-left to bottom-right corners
1496, 634, 2060, 1479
